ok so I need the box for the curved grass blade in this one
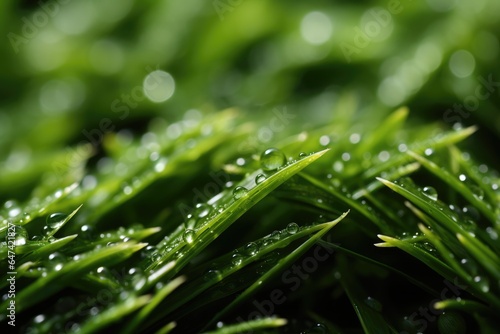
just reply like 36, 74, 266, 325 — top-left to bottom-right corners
78, 295, 150, 334
204, 317, 287, 334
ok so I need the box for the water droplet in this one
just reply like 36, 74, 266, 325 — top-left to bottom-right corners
195, 203, 210, 218
486, 227, 498, 240
245, 242, 259, 256
236, 157, 246, 166
231, 252, 244, 266
183, 229, 195, 244
333, 161, 344, 172
141, 245, 159, 260
299, 152, 308, 158
45, 213, 67, 235
474, 276, 489, 292
46, 252, 66, 271
33, 314, 46, 324
460, 258, 477, 275
270, 230, 281, 240
470, 185, 484, 200
422, 242, 436, 253
287, 222, 299, 234
80, 224, 94, 240
422, 186, 438, 201
260, 148, 286, 172
233, 186, 248, 200
128, 267, 146, 291
308, 323, 328, 334
364, 296, 383, 312
319, 135, 330, 146
462, 206, 480, 221
154, 158, 168, 173
96, 266, 114, 280
204, 269, 222, 282
89, 306, 100, 316
255, 174, 266, 184
461, 219, 477, 232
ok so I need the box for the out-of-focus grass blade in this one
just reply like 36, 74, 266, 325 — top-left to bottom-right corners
78, 295, 150, 334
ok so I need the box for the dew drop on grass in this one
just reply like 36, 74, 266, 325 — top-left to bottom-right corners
422, 186, 438, 201
128, 267, 146, 291
245, 242, 259, 256
470, 185, 484, 200
141, 245, 158, 259
80, 224, 94, 240
45, 212, 67, 231
33, 314, 46, 324
260, 148, 286, 172
422, 242, 436, 253
46, 252, 66, 271
460, 258, 478, 275
306, 323, 328, 334
204, 269, 222, 282
13, 225, 28, 246
299, 152, 308, 158
233, 186, 248, 200
462, 205, 480, 221
183, 229, 195, 244
96, 266, 113, 280
486, 227, 498, 240
195, 203, 210, 218
364, 296, 383, 312
231, 252, 244, 266
287, 222, 299, 234
270, 230, 281, 240
474, 276, 489, 293
255, 173, 266, 184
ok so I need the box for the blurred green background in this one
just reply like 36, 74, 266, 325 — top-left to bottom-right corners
1, 0, 499, 201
